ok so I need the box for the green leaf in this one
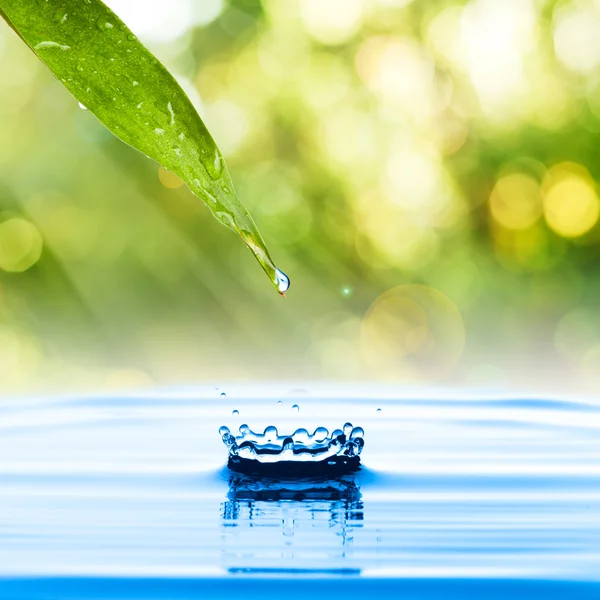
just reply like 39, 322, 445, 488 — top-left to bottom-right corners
0, 0, 289, 295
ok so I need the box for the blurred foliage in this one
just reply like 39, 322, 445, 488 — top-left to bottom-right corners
2, 0, 600, 395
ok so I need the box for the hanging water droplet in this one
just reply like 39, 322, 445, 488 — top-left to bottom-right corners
78, 102, 88, 111
220, 392, 226, 398
232, 409, 239, 416
275, 269, 290, 294
292, 404, 299, 413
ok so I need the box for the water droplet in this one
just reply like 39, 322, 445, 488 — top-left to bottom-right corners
343, 422, 353, 436
239, 424, 250, 434
34, 41, 71, 51
220, 392, 226, 398
350, 427, 364, 440
96, 17, 113, 31
127, 34, 137, 41
132, 80, 139, 86
216, 211, 236, 229
218, 426, 230, 436
376, 408, 382, 413
292, 404, 299, 413
264, 426, 278, 442
275, 269, 290, 294
167, 102, 175, 125
78, 102, 88, 111
277, 400, 282, 406
154, 128, 165, 135
313, 427, 329, 442
293, 428, 309, 444
221, 184, 231, 195
232, 409, 239, 416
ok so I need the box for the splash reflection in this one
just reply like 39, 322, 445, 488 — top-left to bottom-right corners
221, 474, 364, 574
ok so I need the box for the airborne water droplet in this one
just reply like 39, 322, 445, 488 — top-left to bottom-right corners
275, 269, 290, 294
232, 409, 239, 416
292, 404, 299, 413
220, 392, 226, 398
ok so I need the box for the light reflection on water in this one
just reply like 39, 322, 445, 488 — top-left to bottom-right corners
0, 388, 600, 598
222, 474, 363, 575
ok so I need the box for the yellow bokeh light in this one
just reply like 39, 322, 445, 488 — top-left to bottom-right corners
542, 163, 600, 238
489, 172, 542, 230
360, 284, 465, 381
158, 166, 184, 189
0, 218, 43, 273
355, 36, 437, 117
300, 0, 363, 45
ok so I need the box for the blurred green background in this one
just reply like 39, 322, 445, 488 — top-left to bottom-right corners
1, 0, 600, 396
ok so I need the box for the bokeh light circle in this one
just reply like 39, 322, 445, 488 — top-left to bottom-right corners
360, 284, 465, 381
0, 218, 43, 273
542, 164, 600, 238
490, 172, 542, 230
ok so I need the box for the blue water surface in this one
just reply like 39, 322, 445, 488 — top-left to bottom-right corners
1, 387, 599, 599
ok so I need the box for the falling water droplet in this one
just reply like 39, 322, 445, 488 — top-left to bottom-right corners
292, 404, 299, 413
232, 409, 239, 416
220, 392, 226, 398
277, 400, 282, 406
78, 102, 88, 111
275, 269, 290, 294
377, 407, 382, 413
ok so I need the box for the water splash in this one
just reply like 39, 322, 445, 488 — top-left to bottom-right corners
218, 423, 365, 475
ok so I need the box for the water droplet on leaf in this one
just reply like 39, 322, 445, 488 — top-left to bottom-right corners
275, 269, 290, 294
